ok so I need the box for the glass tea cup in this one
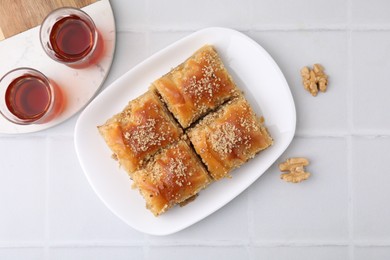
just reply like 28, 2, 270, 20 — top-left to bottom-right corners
40, 7, 101, 68
0, 68, 62, 125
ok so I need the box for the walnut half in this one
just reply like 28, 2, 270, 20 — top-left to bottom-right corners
300, 64, 328, 96
279, 157, 311, 183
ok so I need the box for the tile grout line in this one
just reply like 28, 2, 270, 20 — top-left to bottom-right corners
143, 234, 150, 260
247, 188, 255, 258
0, 242, 45, 248
3, 240, 390, 248
354, 242, 390, 247
43, 136, 51, 260
245, 0, 254, 240
346, 0, 354, 136
144, 241, 349, 247
145, 0, 151, 59
347, 135, 354, 260
143, 243, 150, 260
251, 25, 348, 31
251, 241, 350, 247
346, 0, 354, 258
115, 25, 390, 33
248, 0, 255, 33
47, 241, 147, 248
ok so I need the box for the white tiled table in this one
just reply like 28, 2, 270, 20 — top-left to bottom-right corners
1, 0, 390, 259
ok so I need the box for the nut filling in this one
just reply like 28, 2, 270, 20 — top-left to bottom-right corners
301, 64, 328, 97
279, 157, 311, 183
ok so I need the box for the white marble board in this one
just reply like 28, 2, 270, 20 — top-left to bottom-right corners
0, 0, 115, 134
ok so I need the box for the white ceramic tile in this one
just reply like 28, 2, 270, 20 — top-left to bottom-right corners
148, 0, 251, 30
351, 0, 390, 25
100, 32, 149, 90
251, 137, 348, 242
249, 31, 348, 135
48, 136, 144, 241
41, 114, 79, 136
148, 32, 190, 55
250, 246, 348, 260
110, 0, 147, 31
148, 191, 249, 243
352, 137, 390, 241
252, 0, 347, 26
351, 32, 390, 134
0, 248, 44, 260
49, 247, 144, 260
354, 246, 390, 260
0, 137, 46, 242
148, 246, 249, 260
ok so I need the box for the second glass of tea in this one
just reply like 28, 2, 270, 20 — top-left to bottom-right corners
40, 7, 101, 67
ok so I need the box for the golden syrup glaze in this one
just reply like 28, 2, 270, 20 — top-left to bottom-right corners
188, 97, 273, 180
98, 90, 182, 174
154, 45, 239, 128
132, 140, 211, 216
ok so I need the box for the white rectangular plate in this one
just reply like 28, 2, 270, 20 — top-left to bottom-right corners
74, 27, 296, 236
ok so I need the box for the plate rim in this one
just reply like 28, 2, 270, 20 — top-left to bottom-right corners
74, 26, 296, 235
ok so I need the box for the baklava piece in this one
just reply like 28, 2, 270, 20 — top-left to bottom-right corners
153, 45, 239, 128
132, 140, 212, 216
187, 96, 273, 180
98, 89, 183, 175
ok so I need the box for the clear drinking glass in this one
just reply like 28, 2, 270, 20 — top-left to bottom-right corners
40, 7, 100, 68
0, 68, 62, 125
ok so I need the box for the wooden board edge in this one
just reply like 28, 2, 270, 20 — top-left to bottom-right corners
0, 28, 5, 41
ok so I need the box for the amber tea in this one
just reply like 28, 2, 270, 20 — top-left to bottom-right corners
0, 68, 61, 125
40, 8, 99, 67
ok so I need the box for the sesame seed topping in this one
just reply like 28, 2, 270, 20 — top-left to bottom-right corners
118, 93, 182, 158
183, 51, 223, 107
124, 118, 168, 153
146, 143, 195, 188
210, 123, 241, 155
